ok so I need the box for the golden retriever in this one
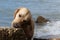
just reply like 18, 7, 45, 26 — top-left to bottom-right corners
12, 7, 34, 40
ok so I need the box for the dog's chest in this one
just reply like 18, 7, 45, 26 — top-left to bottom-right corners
21, 22, 32, 31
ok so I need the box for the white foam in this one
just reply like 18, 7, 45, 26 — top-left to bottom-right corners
34, 21, 60, 38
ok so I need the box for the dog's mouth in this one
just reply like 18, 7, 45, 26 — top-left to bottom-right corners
12, 20, 30, 28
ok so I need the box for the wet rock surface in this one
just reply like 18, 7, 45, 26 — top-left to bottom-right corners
33, 38, 60, 40
33, 38, 49, 40
36, 16, 49, 24
0, 28, 26, 40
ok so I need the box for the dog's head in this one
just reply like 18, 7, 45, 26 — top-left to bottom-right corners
12, 7, 32, 28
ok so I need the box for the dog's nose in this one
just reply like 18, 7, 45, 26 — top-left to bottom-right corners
12, 23, 21, 28
13, 23, 18, 28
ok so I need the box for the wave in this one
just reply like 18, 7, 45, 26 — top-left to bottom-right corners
34, 21, 60, 38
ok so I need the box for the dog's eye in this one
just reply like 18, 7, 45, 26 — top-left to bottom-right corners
19, 14, 21, 17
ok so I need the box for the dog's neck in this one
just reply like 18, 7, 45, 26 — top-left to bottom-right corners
21, 20, 31, 28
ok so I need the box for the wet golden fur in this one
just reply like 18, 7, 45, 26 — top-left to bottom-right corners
12, 7, 34, 40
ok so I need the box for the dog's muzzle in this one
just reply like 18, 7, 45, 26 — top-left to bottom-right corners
12, 20, 28, 28
12, 23, 21, 28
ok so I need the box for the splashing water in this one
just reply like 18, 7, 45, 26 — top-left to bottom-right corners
34, 21, 60, 39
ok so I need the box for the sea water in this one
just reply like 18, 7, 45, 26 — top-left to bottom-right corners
0, 0, 60, 38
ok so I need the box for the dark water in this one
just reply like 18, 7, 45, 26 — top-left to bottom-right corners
0, 0, 60, 38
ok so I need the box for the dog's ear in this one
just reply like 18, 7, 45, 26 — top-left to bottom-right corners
14, 8, 20, 19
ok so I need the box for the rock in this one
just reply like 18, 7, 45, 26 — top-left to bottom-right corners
33, 38, 49, 40
49, 38, 60, 40
36, 16, 49, 24
0, 28, 26, 40
33, 38, 60, 40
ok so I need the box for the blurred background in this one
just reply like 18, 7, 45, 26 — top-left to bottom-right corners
0, 0, 60, 26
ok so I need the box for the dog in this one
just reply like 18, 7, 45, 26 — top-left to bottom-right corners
12, 7, 34, 40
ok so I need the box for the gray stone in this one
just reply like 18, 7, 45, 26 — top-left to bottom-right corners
36, 16, 49, 24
